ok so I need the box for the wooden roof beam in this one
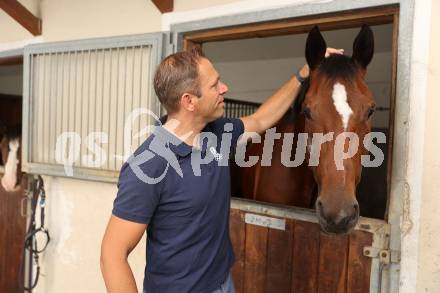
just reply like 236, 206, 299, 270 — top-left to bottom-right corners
151, 0, 173, 13
0, 0, 41, 36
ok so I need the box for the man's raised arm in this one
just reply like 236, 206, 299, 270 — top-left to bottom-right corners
241, 48, 344, 134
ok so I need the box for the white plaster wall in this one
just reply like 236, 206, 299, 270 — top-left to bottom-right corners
174, 0, 240, 12
0, 0, 162, 49
0, 0, 245, 49
397, 0, 433, 292
34, 176, 146, 293
0, 9, 33, 43
416, 0, 440, 291
40, 0, 161, 42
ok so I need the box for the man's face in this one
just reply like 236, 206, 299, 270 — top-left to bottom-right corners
194, 58, 228, 122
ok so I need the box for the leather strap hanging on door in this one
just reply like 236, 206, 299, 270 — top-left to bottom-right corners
18, 175, 50, 292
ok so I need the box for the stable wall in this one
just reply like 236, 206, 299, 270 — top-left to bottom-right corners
0, 0, 241, 45
36, 176, 143, 293
40, 0, 161, 42
416, 0, 440, 290
1, 0, 439, 292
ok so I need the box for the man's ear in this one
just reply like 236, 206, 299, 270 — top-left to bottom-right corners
180, 93, 197, 112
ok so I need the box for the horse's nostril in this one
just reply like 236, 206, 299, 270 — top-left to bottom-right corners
353, 203, 359, 214
317, 199, 325, 215
317, 200, 323, 208
348, 203, 360, 222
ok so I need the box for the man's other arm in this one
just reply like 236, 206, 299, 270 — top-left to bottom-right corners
101, 215, 146, 293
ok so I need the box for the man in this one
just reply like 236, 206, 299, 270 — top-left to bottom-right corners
101, 47, 343, 293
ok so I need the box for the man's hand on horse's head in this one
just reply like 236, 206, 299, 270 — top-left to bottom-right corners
298, 47, 344, 79
325, 47, 344, 57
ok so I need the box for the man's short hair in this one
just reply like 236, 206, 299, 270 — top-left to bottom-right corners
153, 48, 205, 114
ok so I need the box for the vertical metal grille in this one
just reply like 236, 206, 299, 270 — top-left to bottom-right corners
23, 34, 163, 181
224, 98, 260, 118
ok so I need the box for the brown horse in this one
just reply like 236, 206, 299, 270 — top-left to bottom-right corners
232, 25, 376, 234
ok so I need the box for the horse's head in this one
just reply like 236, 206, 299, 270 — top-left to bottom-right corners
303, 25, 375, 234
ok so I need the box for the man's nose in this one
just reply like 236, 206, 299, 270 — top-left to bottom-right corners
219, 81, 228, 94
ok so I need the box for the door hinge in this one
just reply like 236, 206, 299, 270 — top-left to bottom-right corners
363, 246, 401, 264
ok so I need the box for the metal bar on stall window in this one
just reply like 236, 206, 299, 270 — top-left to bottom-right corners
138, 46, 144, 150
100, 49, 106, 168
79, 50, 86, 164
106, 49, 113, 170
93, 50, 99, 167
130, 46, 136, 153
73, 51, 79, 166
87, 50, 94, 169
114, 47, 120, 171
122, 47, 129, 168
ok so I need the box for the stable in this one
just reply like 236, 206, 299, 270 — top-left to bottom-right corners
0, 0, 438, 292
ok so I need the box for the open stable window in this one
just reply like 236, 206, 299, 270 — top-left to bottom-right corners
172, 4, 400, 292
21, 33, 164, 182
183, 5, 399, 221
205, 25, 393, 221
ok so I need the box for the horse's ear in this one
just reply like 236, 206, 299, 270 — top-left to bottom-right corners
352, 25, 374, 69
306, 26, 327, 71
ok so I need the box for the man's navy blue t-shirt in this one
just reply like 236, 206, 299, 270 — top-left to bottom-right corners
112, 117, 244, 293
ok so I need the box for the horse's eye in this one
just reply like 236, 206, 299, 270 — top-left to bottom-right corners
302, 107, 312, 120
367, 105, 376, 119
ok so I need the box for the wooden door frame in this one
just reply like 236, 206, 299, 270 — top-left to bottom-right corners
181, 5, 397, 49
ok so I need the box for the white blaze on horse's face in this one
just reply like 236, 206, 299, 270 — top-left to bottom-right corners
332, 83, 353, 130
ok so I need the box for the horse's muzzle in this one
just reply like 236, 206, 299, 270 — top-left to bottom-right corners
316, 199, 360, 234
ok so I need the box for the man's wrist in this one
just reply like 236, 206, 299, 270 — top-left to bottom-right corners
294, 68, 306, 83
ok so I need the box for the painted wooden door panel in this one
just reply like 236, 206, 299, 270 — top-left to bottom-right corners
229, 208, 373, 293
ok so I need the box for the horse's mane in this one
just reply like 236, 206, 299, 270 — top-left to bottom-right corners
293, 78, 310, 113
318, 54, 358, 81
283, 77, 310, 124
